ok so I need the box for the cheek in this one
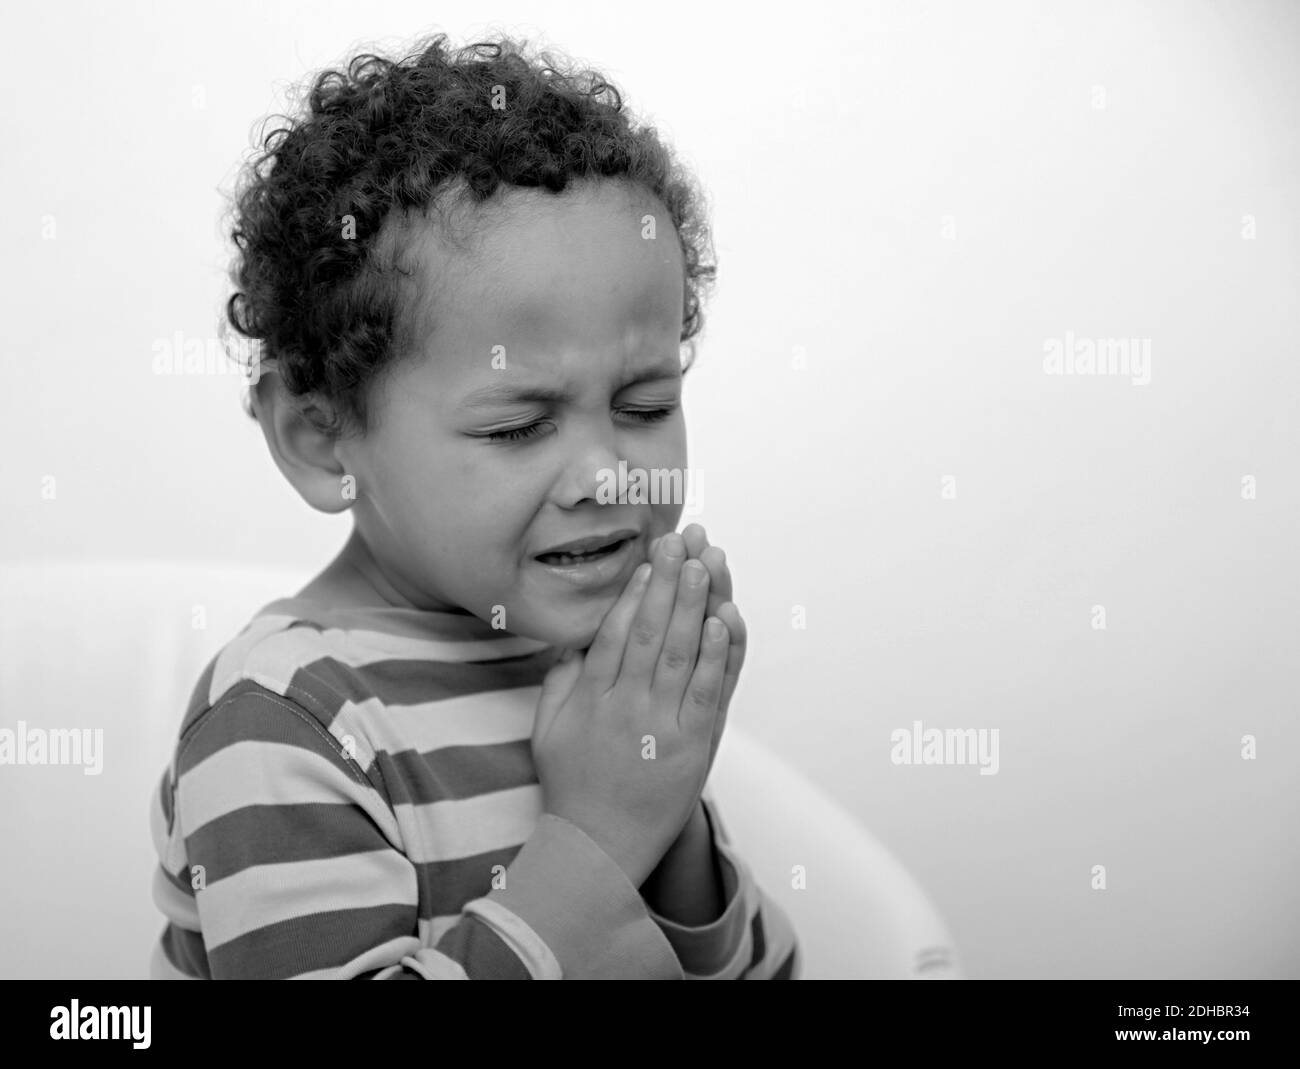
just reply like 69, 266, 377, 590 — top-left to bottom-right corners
649, 504, 684, 541
367, 456, 464, 561
627, 425, 687, 537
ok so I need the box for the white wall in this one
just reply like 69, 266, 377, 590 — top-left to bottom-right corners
1, 0, 1296, 978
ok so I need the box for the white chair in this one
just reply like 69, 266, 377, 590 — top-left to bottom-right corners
0, 559, 963, 979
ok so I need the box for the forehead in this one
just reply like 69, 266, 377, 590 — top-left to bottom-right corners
391, 179, 685, 370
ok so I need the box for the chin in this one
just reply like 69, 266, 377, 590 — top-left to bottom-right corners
514, 601, 613, 652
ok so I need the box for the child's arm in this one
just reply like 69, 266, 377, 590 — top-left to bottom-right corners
632, 527, 799, 977
641, 798, 725, 926
640, 788, 802, 979
154, 684, 684, 979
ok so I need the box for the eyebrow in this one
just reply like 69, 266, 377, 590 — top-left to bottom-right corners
459, 358, 682, 410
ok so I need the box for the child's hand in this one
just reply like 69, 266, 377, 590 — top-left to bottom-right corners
532, 532, 731, 887
647, 523, 747, 777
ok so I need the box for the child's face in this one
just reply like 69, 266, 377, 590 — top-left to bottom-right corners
335, 179, 688, 648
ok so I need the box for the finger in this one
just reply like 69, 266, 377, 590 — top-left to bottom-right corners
715, 601, 747, 712
651, 558, 711, 703
583, 562, 652, 691
681, 536, 737, 717
680, 528, 732, 621
706, 673, 730, 778
681, 522, 709, 560
679, 615, 729, 737
698, 544, 731, 606
619, 532, 687, 686
702, 614, 741, 779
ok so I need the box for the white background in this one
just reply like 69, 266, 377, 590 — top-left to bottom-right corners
1, 0, 1297, 978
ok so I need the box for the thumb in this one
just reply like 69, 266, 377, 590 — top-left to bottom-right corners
535, 648, 584, 731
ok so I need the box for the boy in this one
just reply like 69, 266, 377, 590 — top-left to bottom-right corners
148, 31, 800, 979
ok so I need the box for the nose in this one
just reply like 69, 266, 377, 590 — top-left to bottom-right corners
549, 419, 626, 509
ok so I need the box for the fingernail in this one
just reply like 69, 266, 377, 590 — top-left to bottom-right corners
634, 562, 652, 584
705, 618, 726, 640
683, 560, 707, 586
662, 533, 684, 559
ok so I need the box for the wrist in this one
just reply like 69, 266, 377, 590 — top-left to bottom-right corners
642, 800, 707, 888
545, 807, 659, 888
640, 798, 724, 925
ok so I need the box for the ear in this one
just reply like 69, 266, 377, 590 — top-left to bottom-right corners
251, 370, 353, 514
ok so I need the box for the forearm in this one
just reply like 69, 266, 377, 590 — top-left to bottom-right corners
641, 794, 802, 978
639, 801, 725, 926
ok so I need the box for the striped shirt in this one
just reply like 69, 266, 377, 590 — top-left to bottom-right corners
148, 595, 801, 979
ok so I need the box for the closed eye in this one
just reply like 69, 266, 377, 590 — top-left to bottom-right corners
483, 421, 551, 443
481, 406, 677, 443
618, 406, 677, 424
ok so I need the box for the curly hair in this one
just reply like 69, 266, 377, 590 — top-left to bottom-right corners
224, 31, 718, 439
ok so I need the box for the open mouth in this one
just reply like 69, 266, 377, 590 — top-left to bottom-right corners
535, 536, 632, 567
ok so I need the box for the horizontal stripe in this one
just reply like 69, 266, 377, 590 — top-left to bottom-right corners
417, 843, 524, 917
176, 684, 360, 777
435, 912, 533, 980
200, 849, 417, 950
152, 864, 200, 928
288, 651, 556, 712
394, 784, 543, 863
212, 622, 552, 711
177, 738, 399, 845
184, 801, 394, 883
339, 686, 539, 757
381, 739, 536, 805
207, 904, 419, 980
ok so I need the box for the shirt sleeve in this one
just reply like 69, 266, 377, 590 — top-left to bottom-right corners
152, 685, 683, 979
642, 789, 802, 979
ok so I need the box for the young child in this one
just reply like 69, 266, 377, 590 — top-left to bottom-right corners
148, 31, 800, 980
